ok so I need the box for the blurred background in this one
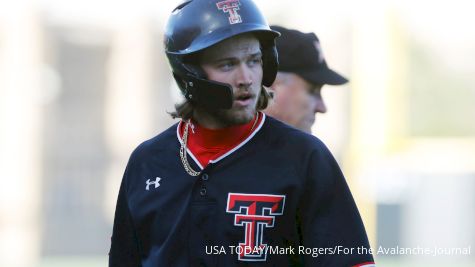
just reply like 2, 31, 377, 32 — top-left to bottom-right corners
0, 0, 474, 266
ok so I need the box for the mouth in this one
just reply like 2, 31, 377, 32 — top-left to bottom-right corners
234, 93, 255, 107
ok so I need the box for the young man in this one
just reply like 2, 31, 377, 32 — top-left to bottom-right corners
265, 26, 349, 133
109, 0, 375, 266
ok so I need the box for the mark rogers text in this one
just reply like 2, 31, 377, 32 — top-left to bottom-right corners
205, 245, 365, 257
205, 245, 296, 255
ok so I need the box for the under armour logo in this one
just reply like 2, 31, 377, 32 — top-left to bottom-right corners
216, 0, 242, 24
145, 177, 161, 190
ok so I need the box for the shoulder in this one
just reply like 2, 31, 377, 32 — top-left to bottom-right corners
128, 122, 180, 164
261, 115, 337, 173
120, 122, 181, 190
260, 115, 342, 190
261, 115, 330, 153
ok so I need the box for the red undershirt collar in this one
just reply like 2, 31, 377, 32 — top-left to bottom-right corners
179, 112, 263, 168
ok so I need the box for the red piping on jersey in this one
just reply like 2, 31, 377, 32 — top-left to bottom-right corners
352, 262, 376, 267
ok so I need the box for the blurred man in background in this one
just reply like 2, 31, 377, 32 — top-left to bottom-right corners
265, 25, 349, 133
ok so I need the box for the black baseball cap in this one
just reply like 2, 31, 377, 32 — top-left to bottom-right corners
271, 25, 348, 85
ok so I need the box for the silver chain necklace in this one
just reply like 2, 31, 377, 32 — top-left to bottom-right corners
179, 114, 259, 177
180, 120, 201, 176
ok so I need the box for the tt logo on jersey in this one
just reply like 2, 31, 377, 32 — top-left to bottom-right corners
216, 0, 242, 24
226, 193, 286, 261
145, 177, 161, 190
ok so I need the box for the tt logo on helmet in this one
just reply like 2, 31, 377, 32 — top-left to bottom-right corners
216, 0, 242, 24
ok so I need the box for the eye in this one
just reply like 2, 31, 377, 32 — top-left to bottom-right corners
218, 61, 235, 71
308, 87, 323, 97
248, 57, 262, 66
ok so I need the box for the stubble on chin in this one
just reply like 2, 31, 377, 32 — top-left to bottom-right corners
213, 106, 256, 126
194, 95, 258, 128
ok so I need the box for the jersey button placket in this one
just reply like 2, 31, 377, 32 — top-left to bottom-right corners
200, 173, 209, 196
199, 187, 207, 196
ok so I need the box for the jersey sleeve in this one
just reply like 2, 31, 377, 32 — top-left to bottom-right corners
299, 142, 375, 267
109, 168, 142, 267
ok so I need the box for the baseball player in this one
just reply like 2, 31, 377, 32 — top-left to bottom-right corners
109, 0, 375, 266
265, 26, 349, 133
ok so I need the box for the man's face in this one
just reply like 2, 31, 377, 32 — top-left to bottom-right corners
198, 33, 263, 127
266, 72, 326, 133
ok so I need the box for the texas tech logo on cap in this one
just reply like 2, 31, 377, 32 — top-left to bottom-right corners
216, 0, 242, 24
226, 193, 286, 261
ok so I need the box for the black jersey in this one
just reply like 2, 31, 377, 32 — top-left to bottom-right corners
109, 114, 375, 267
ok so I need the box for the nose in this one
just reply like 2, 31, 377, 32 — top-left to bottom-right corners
236, 64, 253, 89
314, 95, 327, 114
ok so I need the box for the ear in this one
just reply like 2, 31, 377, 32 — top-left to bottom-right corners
267, 72, 286, 93
266, 75, 276, 90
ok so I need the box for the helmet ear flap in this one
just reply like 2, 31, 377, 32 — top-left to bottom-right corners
261, 42, 279, 87
257, 36, 278, 87
172, 58, 234, 110
170, 53, 206, 93
172, 55, 233, 110
174, 73, 234, 110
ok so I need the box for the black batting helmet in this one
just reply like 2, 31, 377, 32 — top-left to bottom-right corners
164, 0, 279, 109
